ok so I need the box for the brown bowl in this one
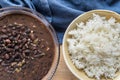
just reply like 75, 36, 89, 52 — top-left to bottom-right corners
0, 7, 59, 80
63, 10, 120, 80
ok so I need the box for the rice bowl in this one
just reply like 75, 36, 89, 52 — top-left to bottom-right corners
63, 10, 120, 80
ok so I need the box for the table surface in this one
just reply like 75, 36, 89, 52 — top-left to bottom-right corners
52, 46, 78, 80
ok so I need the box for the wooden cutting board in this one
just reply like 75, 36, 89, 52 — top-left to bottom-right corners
52, 45, 78, 80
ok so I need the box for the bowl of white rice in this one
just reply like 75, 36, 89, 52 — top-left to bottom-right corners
63, 10, 120, 80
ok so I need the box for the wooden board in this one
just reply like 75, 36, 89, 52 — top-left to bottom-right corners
52, 46, 78, 80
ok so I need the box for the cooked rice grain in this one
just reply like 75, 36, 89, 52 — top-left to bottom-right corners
67, 14, 120, 80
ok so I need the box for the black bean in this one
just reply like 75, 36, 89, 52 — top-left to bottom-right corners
1, 61, 9, 66
15, 46, 19, 50
0, 35, 8, 39
25, 28, 31, 34
5, 39, 11, 44
12, 27, 16, 30
30, 33, 35, 40
14, 55, 21, 62
24, 50, 30, 56
8, 33, 12, 37
0, 59, 3, 63
41, 44, 45, 49
9, 36, 14, 40
5, 47, 12, 52
7, 44, 14, 48
34, 52, 45, 58
22, 38, 27, 43
6, 28, 11, 32
1, 29, 7, 33
4, 54, 10, 60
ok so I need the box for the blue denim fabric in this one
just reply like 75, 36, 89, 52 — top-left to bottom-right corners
0, 0, 120, 44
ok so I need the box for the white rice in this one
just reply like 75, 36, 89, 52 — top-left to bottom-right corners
67, 14, 120, 80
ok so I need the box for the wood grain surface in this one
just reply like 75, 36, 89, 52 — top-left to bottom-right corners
52, 46, 78, 80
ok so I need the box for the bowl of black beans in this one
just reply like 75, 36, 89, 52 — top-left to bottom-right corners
0, 7, 59, 80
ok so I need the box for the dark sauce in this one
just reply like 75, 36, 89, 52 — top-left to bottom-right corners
0, 13, 55, 80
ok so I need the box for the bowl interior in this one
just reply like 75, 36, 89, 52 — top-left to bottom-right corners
0, 7, 59, 80
63, 10, 120, 80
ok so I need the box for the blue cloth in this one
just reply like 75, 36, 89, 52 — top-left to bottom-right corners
0, 0, 120, 44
